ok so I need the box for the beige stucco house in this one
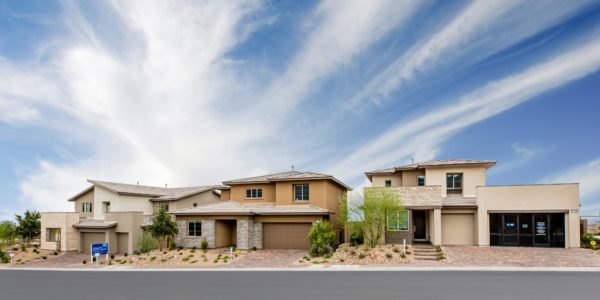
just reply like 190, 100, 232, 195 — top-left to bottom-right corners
170, 171, 351, 250
41, 180, 221, 254
366, 159, 580, 248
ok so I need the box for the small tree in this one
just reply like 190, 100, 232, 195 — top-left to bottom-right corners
146, 207, 178, 250
339, 188, 404, 248
137, 231, 159, 253
308, 221, 336, 257
0, 221, 17, 249
15, 210, 41, 246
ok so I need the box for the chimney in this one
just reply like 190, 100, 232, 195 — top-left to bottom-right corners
165, 184, 168, 190
291, 165, 294, 171
137, 181, 139, 186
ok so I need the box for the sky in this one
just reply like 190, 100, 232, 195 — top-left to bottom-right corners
1, 0, 600, 220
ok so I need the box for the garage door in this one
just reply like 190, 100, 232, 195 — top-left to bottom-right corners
442, 214, 475, 245
263, 223, 311, 249
117, 233, 129, 254
81, 232, 106, 253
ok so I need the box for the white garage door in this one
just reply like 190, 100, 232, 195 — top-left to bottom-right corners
442, 213, 475, 245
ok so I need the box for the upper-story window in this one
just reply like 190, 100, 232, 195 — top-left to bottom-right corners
385, 180, 392, 187
446, 173, 463, 194
245, 188, 263, 199
293, 184, 309, 202
82, 202, 92, 213
417, 175, 425, 187
102, 201, 111, 213
159, 202, 169, 212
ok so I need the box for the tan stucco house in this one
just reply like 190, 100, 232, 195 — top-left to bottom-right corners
366, 159, 580, 248
170, 171, 352, 250
41, 180, 221, 254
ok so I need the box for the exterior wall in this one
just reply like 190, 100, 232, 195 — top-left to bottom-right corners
228, 183, 276, 203
170, 191, 220, 211
40, 212, 80, 251
274, 180, 328, 207
72, 189, 94, 219
371, 174, 402, 187
105, 212, 144, 253
476, 184, 580, 248
402, 170, 426, 187
114, 194, 154, 215
175, 219, 216, 248
385, 209, 413, 245
92, 186, 119, 219
253, 215, 325, 223
425, 166, 486, 197
220, 189, 231, 200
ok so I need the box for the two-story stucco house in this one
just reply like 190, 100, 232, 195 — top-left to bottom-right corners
40, 180, 221, 254
170, 171, 352, 250
365, 159, 580, 248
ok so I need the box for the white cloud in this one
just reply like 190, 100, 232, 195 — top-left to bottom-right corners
543, 159, 600, 199
331, 37, 600, 181
347, 0, 590, 109
489, 142, 551, 175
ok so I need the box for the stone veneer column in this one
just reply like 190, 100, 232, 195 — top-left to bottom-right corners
202, 220, 215, 248
252, 222, 263, 249
236, 219, 254, 250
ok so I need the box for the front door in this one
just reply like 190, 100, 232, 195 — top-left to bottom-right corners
413, 211, 426, 240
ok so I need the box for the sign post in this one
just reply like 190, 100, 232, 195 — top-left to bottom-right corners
8, 252, 14, 264
91, 243, 109, 264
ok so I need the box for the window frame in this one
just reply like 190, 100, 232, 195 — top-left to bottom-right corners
446, 173, 463, 190
417, 175, 425, 187
102, 201, 111, 213
293, 184, 310, 202
188, 220, 202, 237
387, 210, 409, 231
245, 188, 263, 199
82, 202, 93, 213
46, 228, 61, 242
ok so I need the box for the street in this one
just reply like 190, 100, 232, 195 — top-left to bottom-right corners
0, 270, 598, 300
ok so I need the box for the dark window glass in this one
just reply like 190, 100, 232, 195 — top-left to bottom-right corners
246, 189, 251, 198
446, 173, 463, 189
417, 176, 425, 186
294, 184, 309, 201
550, 213, 565, 247
534, 214, 549, 245
385, 180, 392, 187
188, 221, 202, 237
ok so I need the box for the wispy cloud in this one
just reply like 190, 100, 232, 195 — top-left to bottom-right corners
489, 142, 552, 175
347, 0, 590, 109
331, 36, 600, 180
542, 158, 600, 215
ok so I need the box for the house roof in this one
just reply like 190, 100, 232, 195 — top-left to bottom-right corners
170, 201, 330, 216
68, 180, 222, 202
365, 159, 496, 179
222, 171, 352, 190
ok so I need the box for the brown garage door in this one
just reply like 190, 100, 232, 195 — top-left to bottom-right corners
117, 233, 129, 254
263, 223, 311, 249
81, 232, 106, 253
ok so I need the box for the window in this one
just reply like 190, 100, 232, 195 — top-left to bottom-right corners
293, 184, 309, 202
102, 202, 111, 213
159, 202, 169, 212
385, 180, 392, 187
387, 210, 409, 231
46, 228, 61, 242
446, 173, 462, 190
82, 202, 92, 213
245, 188, 263, 199
417, 175, 425, 187
193, 203, 198, 207
188, 221, 202, 237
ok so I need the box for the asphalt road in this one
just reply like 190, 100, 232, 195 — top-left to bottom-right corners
0, 270, 598, 300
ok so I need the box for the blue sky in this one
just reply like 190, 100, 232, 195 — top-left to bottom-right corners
1, 0, 600, 220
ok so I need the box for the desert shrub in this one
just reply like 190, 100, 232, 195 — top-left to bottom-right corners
308, 221, 336, 257
581, 233, 600, 250
392, 247, 400, 253
160, 258, 167, 263
183, 257, 190, 262
42, 256, 47, 260
137, 231, 159, 253
349, 231, 364, 246
385, 252, 393, 259
162, 251, 167, 255
201, 240, 208, 252
53, 251, 58, 256
110, 254, 115, 259
251, 246, 257, 251
124, 253, 128, 257
82, 260, 87, 264
0, 249, 9, 263
339, 258, 345, 263
358, 253, 365, 259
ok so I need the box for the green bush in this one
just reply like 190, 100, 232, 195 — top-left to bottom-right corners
0, 249, 9, 263
581, 233, 600, 250
349, 231, 364, 246
137, 231, 159, 253
308, 221, 336, 257
201, 239, 208, 252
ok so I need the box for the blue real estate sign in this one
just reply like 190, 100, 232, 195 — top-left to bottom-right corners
91, 243, 109, 255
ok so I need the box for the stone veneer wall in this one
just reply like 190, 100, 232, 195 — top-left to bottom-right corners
236, 219, 254, 250
175, 219, 215, 248
365, 186, 443, 207
252, 222, 263, 249
40, 212, 80, 252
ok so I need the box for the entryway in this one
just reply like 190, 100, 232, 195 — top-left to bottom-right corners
413, 210, 427, 241
215, 220, 237, 248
